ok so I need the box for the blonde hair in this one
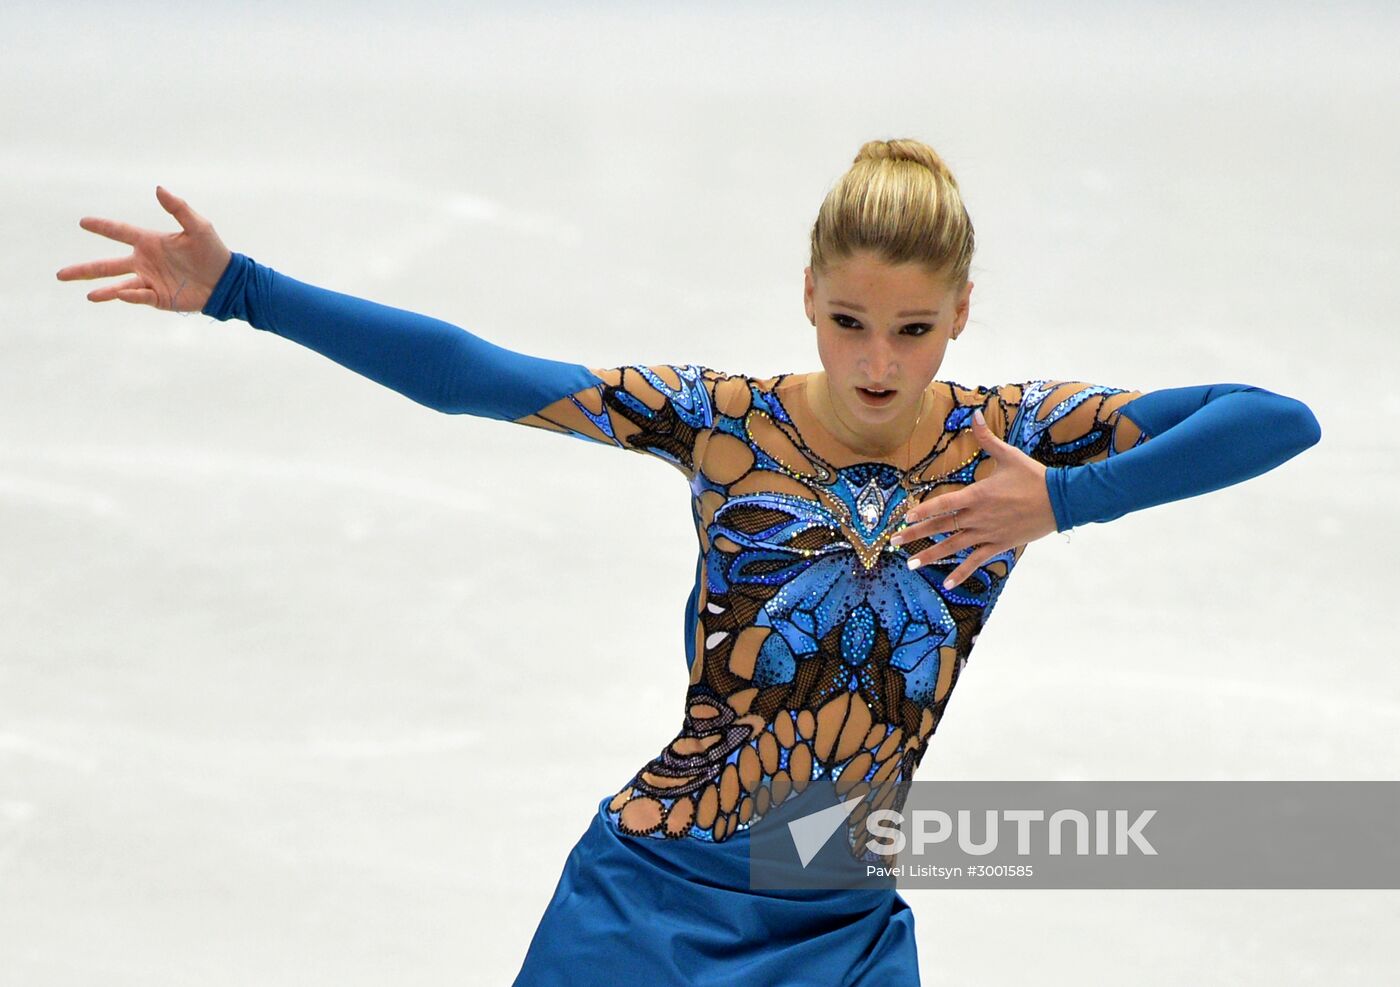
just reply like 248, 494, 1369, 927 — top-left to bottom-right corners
809, 138, 975, 289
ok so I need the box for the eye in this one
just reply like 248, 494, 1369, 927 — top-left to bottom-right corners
831, 314, 935, 336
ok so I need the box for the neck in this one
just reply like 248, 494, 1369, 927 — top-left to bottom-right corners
813, 372, 927, 458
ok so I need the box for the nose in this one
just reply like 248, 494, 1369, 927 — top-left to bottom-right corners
858, 340, 898, 385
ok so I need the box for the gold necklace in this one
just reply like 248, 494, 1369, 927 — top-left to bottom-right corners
821, 374, 929, 536
822, 373, 928, 471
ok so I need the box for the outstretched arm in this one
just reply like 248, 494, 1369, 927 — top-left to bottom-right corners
55, 187, 720, 480
202, 252, 722, 478
202, 251, 605, 421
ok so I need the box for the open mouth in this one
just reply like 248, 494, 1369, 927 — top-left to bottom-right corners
856, 386, 897, 406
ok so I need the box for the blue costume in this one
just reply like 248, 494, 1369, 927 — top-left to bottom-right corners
204, 252, 1321, 985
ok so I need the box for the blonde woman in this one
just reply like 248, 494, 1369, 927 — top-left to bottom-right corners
57, 138, 1320, 985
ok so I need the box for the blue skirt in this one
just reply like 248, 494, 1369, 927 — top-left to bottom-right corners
512, 796, 921, 985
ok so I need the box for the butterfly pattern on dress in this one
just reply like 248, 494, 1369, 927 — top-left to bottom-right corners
514, 366, 1150, 862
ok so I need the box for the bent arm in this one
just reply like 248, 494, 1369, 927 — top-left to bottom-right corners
1046, 382, 1323, 531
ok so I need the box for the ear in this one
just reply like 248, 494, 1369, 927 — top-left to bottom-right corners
803, 266, 816, 326
951, 279, 973, 339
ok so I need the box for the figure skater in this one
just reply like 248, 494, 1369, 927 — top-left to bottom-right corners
56, 138, 1321, 985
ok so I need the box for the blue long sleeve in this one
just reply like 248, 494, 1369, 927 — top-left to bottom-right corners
201, 251, 605, 421
1043, 383, 1322, 531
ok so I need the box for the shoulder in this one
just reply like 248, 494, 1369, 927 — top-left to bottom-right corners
707, 368, 803, 419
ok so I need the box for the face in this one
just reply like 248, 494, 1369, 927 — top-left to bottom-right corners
804, 250, 973, 436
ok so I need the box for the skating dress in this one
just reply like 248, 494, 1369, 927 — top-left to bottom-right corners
202, 252, 1321, 985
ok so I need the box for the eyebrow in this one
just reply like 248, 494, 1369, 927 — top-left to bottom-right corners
829, 299, 939, 317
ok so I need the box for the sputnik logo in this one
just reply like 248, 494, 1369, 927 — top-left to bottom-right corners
787, 795, 863, 867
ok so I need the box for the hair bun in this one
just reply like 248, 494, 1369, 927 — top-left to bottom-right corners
812, 135, 974, 288
854, 138, 949, 179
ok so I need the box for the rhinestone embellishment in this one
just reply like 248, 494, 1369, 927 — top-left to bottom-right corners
856, 478, 885, 530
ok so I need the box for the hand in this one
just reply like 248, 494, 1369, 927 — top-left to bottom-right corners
55, 186, 232, 313
892, 408, 1060, 589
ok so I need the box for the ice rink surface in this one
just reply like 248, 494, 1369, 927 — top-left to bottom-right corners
3, 0, 1397, 982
